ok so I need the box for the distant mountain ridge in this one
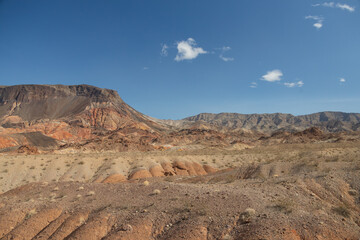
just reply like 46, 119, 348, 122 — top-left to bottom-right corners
162, 111, 360, 133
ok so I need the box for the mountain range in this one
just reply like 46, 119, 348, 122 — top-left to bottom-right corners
0, 84, 359, 152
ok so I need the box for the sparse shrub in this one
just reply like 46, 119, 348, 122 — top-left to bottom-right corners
78, 161, 85, 165
348, 189, 357, 196
152, 189, 161, 195
332, 205, 350, 218
79, 216, 86, 224
30, 166, 35, 169
239, 208, 256, 224
86, 191, 95, 196
272, 199, 293, 214
196, 207, 207, 216
143, 180, 150, 186
325, 156, 339, 162
25, 208, 37, 219
223, 234, 233, 240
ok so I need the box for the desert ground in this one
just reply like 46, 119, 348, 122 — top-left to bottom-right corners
1, 142, 359, 239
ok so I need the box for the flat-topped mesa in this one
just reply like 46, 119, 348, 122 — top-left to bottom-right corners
0, 83, 165, 131
0, 84, 140, 124
0, 84, 169, 151
0, 84, 123, 104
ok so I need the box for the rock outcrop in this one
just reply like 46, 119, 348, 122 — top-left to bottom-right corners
128, 161, 218, 180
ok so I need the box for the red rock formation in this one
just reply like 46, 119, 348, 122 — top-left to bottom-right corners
128, 169, 153, 180
102, 174, 127, 183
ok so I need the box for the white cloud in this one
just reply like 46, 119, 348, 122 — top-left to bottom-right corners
313, 2, 335, 7
261, 69, 283, 82
313, 22, 323, 29
312, 2, 355, 12
250, 82, 258, 88
324, 2, 335, 7
219, 46, 234, 62
340, 78, 346, 82
219, 56, 234, 62
174, 38, 207, 61
284, 81, 304, 88
336, 3, 355, 12
143, 67, 149, 70
160, 44, 168, 56
305, 15, 323, 21
305, 15, 324, 29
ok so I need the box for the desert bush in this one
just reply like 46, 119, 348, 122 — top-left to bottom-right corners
272, 199, 294, 214
25, 209, 37, 219
325, 156, 339, 162
86, 191, 95, 196
238, 208, 256, 224
332, 205, 350, 218
152, 189, 161, 195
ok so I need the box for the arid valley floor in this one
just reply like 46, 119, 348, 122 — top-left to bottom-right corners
1, 142, 360, 239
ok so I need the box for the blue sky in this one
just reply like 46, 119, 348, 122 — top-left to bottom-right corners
0, 0, 359, 119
